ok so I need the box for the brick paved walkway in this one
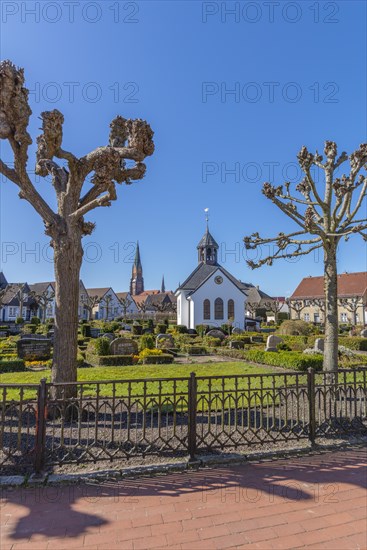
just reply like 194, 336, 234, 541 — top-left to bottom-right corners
1, 448, 366, 550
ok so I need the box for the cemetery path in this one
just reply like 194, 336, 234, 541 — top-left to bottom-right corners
0, 446, 366, 549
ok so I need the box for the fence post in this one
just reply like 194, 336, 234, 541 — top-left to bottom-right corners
34, 378, 47, 474
307, 367, 316, 446
188, 372, 197, 461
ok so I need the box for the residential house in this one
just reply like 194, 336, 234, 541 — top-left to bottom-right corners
29, 280, 90, 321
86, 287, 122, 320
115, 292, 139, 317
0, 280, 38, 322
289, 272, 367, 325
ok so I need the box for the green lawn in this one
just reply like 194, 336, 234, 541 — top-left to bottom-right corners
0, 362, 280, 402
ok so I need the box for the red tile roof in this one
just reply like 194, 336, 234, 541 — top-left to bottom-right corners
291, 272, 367, 299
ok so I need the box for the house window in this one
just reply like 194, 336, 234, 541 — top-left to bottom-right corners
228, 299, 235, 319
340, 312, 348, 323
9, 307, 17, 317
203, 299, 210, 320
304, 313, 310, 322
214, 298, 224, 320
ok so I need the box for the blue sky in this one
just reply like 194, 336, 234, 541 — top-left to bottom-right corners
0, 0, 366, 296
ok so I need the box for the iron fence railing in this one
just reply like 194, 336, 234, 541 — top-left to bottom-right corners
0, 367, 366, 474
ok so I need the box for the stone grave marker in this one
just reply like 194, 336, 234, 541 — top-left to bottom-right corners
314, 338, 324, 353
360, 328, 367, 338
109, 337, 138, 355
251, 336, 264, 343
207, 329, 226, 340
90, 328, 101, 338
229, 340, 244, 350
156, 333, 175, 349
265, 334, 282, 352
102, 333, 115, 341
17, 338, 52, 360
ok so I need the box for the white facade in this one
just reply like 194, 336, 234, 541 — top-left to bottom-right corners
176, 268, 247, 330
92, 288, 122, 320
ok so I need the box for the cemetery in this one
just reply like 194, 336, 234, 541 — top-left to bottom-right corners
1, 316, 367, 379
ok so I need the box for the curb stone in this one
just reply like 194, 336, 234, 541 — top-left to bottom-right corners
0, 440, 366, 489
0, 476, 24, 486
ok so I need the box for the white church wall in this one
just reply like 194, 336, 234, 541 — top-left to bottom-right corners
189, 271, 246, 329
176, 292, 190, 327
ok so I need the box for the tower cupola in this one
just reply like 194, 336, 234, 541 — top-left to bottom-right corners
197, 225, 219, 265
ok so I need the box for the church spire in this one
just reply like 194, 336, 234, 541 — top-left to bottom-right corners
130, 241, 144, 295
161, 275, 165, 293
134, 241, 142, 269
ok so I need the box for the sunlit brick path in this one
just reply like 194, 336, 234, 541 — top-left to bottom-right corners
1, 447, 366, 550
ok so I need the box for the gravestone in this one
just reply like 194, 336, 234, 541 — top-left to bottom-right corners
207, 329, 226, 341
90, 328, 101, 338
231, 327, 243, 335
265, 334, 282, 352
17, 338, 52, 360
360, 328, 367, 338
0, 331, 7, 338
102, 333, 115, 341
156, 333, 175, 349
229, 340, 244, 350
109, 337, 138, 355
188, 329, 198, 335
314, 338, 325, 353
251, 336, 264, 343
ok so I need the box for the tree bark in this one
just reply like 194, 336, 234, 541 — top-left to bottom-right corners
52, 231, 83, 398
323, 242, 338, 372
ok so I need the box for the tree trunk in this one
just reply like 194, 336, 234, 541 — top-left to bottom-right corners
52, 233, 83, 398
323, 242, 338, 372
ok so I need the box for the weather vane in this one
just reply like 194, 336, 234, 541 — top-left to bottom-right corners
204, 207, 209, 227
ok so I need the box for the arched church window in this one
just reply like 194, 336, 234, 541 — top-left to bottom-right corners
228, 299, 235, 319
203, 299, 210, 320
214, 298, 224, 320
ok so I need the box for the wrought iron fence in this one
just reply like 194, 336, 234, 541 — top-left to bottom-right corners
0, 368, 366, 474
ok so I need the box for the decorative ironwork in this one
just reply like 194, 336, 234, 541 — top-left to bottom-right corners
0, 368, 366, 473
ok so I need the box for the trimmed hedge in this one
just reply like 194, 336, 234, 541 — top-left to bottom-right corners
87, 354, 134, 366
0, 353, 17, 359
242, 350, 324, 371
143, 354, 173, 364
339, 337, 367, 351
217, 348, 323, 371
185, 346, 207, 355
0, 359, 25, 373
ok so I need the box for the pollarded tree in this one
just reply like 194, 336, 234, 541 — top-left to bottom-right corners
81, 294, 99, 321
119, 296, 132, 322
263, 299, 284, 323
34, 288, 55, 323
285, 299, 306, 320
338, 296, 363, 326
245, 141, 367, 372
0, 61, 154, 392
246, 301, 261, 318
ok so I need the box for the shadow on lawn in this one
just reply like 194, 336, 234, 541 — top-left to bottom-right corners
1, 446, 366, 543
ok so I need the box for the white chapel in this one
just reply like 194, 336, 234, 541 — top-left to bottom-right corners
175, 224, 250, 330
